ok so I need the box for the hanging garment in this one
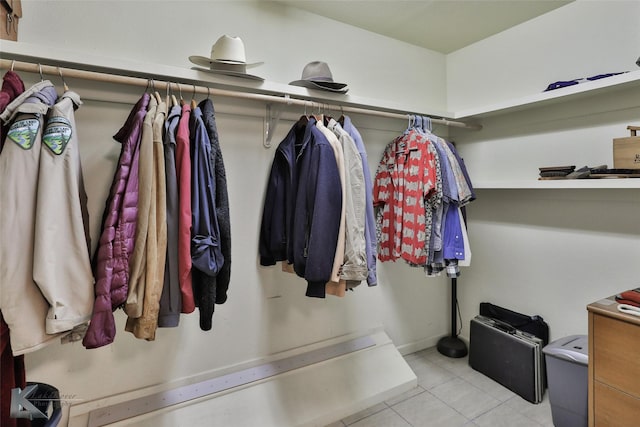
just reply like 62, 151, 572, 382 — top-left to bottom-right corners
83, 92, 149, 349
0, 70, 27, 427
447, 141, 476, 204
442, 140, 472, 206
125, 96, 157, 319
199, 98, 232, 307
427, 136, 459, 273
0, 70, 25, 153
342, 116, 378, 286
175, 102, 195, 313
125, 96, 168, 340
0, 81, 60, 355
190, 105, 224, 331
374, 128, 438, 265
315, 118, 346, 297
158, 103, 182, 327
34, 90, 94, 334
259, 116, 308, 266
328, 118, 368, 287
292, 117, 342, 298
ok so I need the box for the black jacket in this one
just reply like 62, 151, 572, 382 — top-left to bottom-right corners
194, 98, 231, 331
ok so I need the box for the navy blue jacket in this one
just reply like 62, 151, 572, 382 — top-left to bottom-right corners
292, 118, 342, 298
259, 116, 308, 266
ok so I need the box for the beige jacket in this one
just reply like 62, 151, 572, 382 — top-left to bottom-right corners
126, 95, 168, 339
125, 96, 156, 318
0, 81, 60, 355
328, 119, 368, 288
0, 83, 92, 354
34, 91, 94, 334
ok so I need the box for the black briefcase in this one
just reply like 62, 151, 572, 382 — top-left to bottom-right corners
469, 315, 545, 403
479, 302, 549, 346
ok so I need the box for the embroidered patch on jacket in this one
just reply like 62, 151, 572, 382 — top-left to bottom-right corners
8, 117, 40, 150
43, 117, 72, 155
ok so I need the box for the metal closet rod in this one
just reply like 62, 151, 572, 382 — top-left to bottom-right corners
0, 59, 481, 130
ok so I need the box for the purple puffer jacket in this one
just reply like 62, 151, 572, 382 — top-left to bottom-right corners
83, 93, 149, 349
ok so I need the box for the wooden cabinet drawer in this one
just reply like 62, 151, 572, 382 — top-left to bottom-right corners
593, 314, 640, 397
594, 381, 640, 427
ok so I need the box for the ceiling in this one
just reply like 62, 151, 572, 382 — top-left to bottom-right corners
277, 0, 572, 54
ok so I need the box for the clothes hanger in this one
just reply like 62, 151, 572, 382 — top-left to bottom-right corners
324, 103, 333, 126
423, 116, 432, 133
150, 79, 162, 104
404, 115, 414, 134
178, 84, 185, 106
169, 82, 178, 107
312, 102, 324, 124
58, 67, 69, 92
190, 84, 197, 109
38, 63, 44, 82
10, 60, 15, 72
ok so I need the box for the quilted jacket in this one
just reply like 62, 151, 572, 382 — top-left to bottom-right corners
83, 93, 150, 348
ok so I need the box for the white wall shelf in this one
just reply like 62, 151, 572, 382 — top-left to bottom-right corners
457, 68, 640, 190
454, 69, 640, 120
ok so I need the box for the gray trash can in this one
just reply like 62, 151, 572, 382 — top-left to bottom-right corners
542, 335, 589, 427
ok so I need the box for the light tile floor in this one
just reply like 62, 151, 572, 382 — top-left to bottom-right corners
326, 347, 554, 427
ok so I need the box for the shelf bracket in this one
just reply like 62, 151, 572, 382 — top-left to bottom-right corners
263, 95, 291, 149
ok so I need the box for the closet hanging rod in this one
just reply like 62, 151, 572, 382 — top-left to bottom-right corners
0, 59, 482, 131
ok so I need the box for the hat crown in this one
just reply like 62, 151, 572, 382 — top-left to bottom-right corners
301, 61, 334, 82
210, 35, 247, 64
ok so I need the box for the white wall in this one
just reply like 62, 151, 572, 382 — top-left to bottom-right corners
447, 0, 640, 112
17, 0, 448, 113
11, 1, 451, 425
449, 0, 640, 342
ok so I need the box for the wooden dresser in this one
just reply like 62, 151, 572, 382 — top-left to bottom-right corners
587, 297, 640, 427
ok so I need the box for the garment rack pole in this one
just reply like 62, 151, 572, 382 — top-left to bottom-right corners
436, 277, 468, 358
0, 59, 481, 131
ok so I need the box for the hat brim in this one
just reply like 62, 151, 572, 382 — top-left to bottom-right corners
289, 80, 348, 93
191, 66, 264, 81
189, 55, 263, 69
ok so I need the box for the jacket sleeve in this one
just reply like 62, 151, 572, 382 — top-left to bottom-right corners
259, 156, 285, 266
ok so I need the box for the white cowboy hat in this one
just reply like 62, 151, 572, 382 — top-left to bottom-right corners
189, 35, 264, 80
289, 61, 348, 93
